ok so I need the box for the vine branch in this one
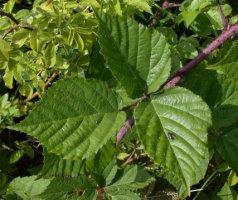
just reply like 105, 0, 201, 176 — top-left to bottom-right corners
0, 9, 33, 39
0, 9, 19, 24
216, 0, 228, 30
116, 21, 238, 146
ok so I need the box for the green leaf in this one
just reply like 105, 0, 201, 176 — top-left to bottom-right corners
103, 158, 117, 186
216, 126, 238, 175
0, 39, 11, 62
12, 29, 30, 48
44, 42, 58, 68
3, 67, 14, 89
86, 140, 116, 185
123, 0, 152, 14
41, 149, 86, 177
106, 165, 155, 191
39, 177, 96, 200
206, 4, 232, 30
3, 0, 16, 13
215, 182, 238, 200
10, 78, 126, 160
134, 87, 211, 196
177, 0, 212, 28
107, 190, 141, 200
97, 11, 171, 98
9, 150, 24, 164
228, 170, 238, 186
6, 176, 50, 200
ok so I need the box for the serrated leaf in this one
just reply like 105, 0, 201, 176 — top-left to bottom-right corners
39, 177, 96, 200
216, 126, 238, 175
97, 12, 171, 98
134, 87, 211, 196
41, 149, 86, 177
106, 165, 155, 191
10, 78, 126, 160
123, 0, 152, 14
6, 176, 51, 200
86, 140, 116, 185
103, 158, 117, 186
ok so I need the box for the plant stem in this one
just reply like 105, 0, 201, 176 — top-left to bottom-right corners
216, 0, 228, 30
0, 9, 19, 24
116, 22, 238, 145
193, 170, 219, 200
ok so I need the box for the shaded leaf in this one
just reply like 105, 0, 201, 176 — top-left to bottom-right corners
41, 149, 86, 177
216, 126, 238, 175
39, 177, 96, 200
106, 165, 155, 191
97, 11, 171, 98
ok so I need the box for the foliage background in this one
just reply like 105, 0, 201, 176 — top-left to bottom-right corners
1, 0, 238, 199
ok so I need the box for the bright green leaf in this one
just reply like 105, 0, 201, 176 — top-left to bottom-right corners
9, 150, 24, 164
10, 78, 126, 160
97, 11, 171, 98
178, 0, 212, 27
135, 87, 211, 196
6, 176, 50, 200
228, 170, 238, 186
215, 182, 238, 200
12, 29, 30, 48
44, 42, 58, 68
3, 0, 16, 13
123, 0, 152, 14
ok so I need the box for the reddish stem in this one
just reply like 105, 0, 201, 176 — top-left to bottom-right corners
116, 22, 238, 146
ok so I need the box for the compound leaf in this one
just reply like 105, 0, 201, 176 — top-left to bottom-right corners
97, 11, 171, 98
135, 87, 211, 196
10, 78, 126, 160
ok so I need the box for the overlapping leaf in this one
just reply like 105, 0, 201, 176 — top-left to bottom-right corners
106, 165, 155, 191
97, 11, 171, 98
10, 78, 126, 160
217, 126, 238, 175
135, 87, 211, 196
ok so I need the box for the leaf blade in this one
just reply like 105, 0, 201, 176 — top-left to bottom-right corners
135, 87, 211, 196
97, 12, 171, 98
10, 78, 126, 160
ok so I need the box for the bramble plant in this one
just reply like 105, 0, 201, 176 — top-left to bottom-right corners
1, 0, 238, 199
